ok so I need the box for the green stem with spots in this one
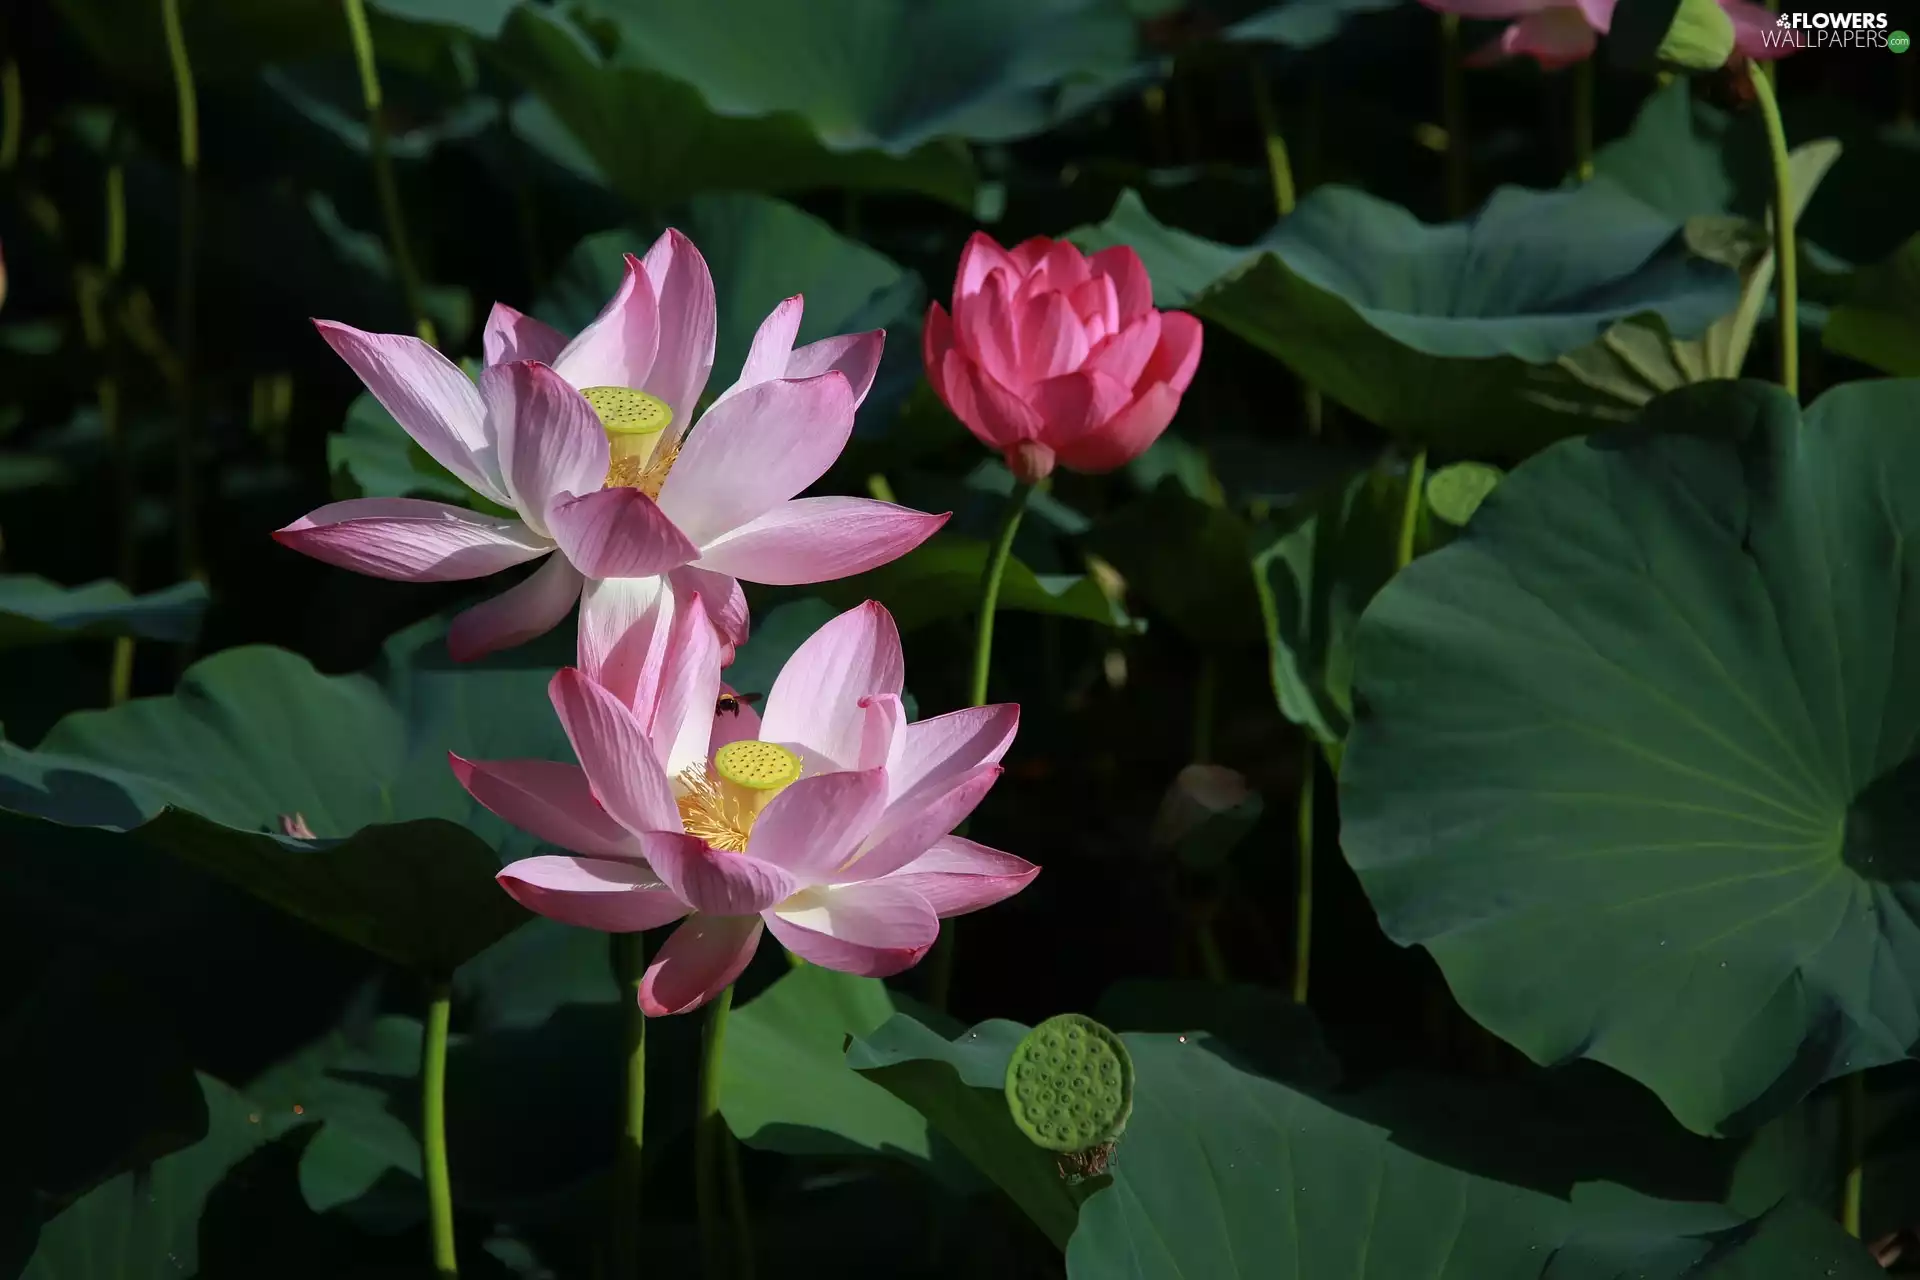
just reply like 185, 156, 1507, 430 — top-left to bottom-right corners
343, 0, 437, 346
1747, 61, 1798, 401
612, 932, 647, 1276
1396, 449, 1428, 571
423, 981, 458, 1276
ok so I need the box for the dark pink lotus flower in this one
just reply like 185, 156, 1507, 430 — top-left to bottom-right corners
1425, 0, 1792, 68
923, 233, 1202, 484
274, 231, 946, 676
453, 600, 1037, 1015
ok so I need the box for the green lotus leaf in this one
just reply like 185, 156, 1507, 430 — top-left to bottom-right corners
1074, 184, 1741, 455
722, 965, 961, 1178
1341, 378, 1920, 1135
1824, 232, 1920, 376
491, 6, 977, 210
577, 0, 1141, 153
0, 640, 564, 973
852, 1012, 1881, 1277
0, 576, 208, 650
1226, 0, 1404, 51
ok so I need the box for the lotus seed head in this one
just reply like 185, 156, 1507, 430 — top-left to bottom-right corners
1004, 1013, 1135, 1153
583, 386, 672, 436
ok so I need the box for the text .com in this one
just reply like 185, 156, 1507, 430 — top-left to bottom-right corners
1760, 11, 1902, 49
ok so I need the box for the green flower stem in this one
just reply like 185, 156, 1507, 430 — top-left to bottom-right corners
423, 981, 458, 1276
1, 59, 19, 172
1250, 62, 1323, 435
612, 932, 647, 1276
1572, 59, 1595, 183
1440, 14, 1469, 216
931, 480, 1037, 1012
160, 0, 202, 591
970, 481, 1035, 708
1747, 62, 1798, 401
1842, 1071, 1865, 1237
1292, 738, 1316, 1004
1396, 449, 1428, 571
696, 985, 737, 1278
343, 0, 437, 347
89, 147, 136, 705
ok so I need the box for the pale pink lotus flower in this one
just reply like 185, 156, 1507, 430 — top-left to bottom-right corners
923, 233, 1202, 485
452, 599, 1037, 1015
274, 230, 947, 677
1425, 0, 1791, 68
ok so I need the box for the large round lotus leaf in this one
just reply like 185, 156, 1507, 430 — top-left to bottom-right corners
1341, 378, 1920, 1136
1071, 185, 1740, 457
582, 0, 1138, 153
492, 6, 976, 211
849, 1012, 1883, 1278
0, 632, 563, 973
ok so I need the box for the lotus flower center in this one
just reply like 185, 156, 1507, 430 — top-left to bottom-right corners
585, 385, 679, 499
675, 739, 802, 853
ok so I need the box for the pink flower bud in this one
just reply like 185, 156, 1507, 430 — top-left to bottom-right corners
923, 232, 1202, 476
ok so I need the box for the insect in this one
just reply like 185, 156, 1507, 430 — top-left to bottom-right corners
715, 691, 764, 717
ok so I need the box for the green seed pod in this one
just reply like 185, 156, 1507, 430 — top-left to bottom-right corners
1608, 0, 1735, 73
1004, 1014, 1134, 1153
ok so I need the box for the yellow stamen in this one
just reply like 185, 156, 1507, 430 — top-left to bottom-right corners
676, 740, 803, 853
584, 385, 681, 498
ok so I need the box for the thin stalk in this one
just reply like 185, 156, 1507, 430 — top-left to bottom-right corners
1191, 653, 1218, 764
612, 932, 647, 1276
343, 0, 437, 346
1842, 1071, 1865, 1237
1292, 738, 1315, 1004
1747, 63, 1798, 400
1396, 449, 1429, 571
160, 0, 202, 588
1572, 59, 1595, 182
931, 480, 1037, 1012
1248, 63, 1297, 216
91, 149, 137, 705
1440, 14, 1469, 216
969, 481, 1035, 708
1, 59, 20, 171
422, 982, 458, 1276
1250, 62, 1322, 434
696, 986, 737, 1278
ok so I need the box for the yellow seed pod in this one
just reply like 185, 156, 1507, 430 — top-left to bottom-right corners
582, 386, 672, 436
714, 740, 802, 792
